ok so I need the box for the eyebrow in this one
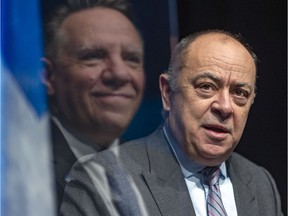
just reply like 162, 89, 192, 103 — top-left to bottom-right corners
76, 44, 106, 53
233, 82, 254, 91
77, 44, 143, 56
75, 47, 107, 60
191, 71, 254, 91
191, 72, 222, 84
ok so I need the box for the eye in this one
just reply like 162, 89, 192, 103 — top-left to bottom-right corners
232, 88, 250, 106
232, 88, 249, 98
122, 51, 143, 67
124, 54, 140, 62
195, 82, 217, 98
200, 83, 214, 91
78, 48, 107, 62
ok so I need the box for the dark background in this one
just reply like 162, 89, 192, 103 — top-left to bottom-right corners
42, 0, 287, 214
124, 0, 287, 214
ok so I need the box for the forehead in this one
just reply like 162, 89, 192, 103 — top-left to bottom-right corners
182, 33, 256, 82
58, 7, 142, 49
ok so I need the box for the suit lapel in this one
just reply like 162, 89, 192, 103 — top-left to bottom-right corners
142, 128, 196, 216
51, 120, 77, 197
227, 155, 258, 216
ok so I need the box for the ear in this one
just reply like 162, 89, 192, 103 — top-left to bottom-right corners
159, 74, 171, 112
41, 57, 56, 96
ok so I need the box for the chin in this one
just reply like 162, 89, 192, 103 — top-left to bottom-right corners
200, 147, 229, 162
105, 120, 128, 131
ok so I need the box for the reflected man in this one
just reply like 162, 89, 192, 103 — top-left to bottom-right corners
42, 0, 144, 211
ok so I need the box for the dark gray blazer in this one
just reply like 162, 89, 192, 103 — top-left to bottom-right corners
60, 127, 283, 216
119, 127, 283, 216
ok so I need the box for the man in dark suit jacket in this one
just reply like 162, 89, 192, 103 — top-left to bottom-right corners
60, 126, 283, 216
42, 0, 145, 211
60, 29, 283, 215
117, 127, 283, 216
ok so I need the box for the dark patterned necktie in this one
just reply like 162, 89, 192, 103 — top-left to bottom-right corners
103, 150, 142, 216
203, 167, 228, 216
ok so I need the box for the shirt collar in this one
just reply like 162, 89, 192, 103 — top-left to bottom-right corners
52, 116, 119, 159
163, 124, 227, 179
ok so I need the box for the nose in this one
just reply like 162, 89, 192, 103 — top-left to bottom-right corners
211, 90, 233, 120
102, 57, 131, 87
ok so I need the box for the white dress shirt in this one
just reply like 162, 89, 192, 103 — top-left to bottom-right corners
163, 125, 238, 216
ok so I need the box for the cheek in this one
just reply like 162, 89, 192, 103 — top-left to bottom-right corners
184, 99, 211, 122
172, 102, 200, 136
233, 108, 250, 134
131, 71, 145, 92
182, 88, 211, 112
63, 68, 98, 90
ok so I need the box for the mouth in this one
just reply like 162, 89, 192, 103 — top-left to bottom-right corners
202, 124, 230, 140
91, 92, 137, 107
203, 125, 229, 133
92, 92, 135, 99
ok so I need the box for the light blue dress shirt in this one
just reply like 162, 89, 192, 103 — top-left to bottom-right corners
163, 125, 238, 216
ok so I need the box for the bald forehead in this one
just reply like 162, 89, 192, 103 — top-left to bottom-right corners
201, 32, 234, 41
183, 32, 256, 84
187, 33, 252, 60
58, 7, 143, 49
183, 33, 255, 67
193, 33, 240, 47
67, 8, 138, 32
